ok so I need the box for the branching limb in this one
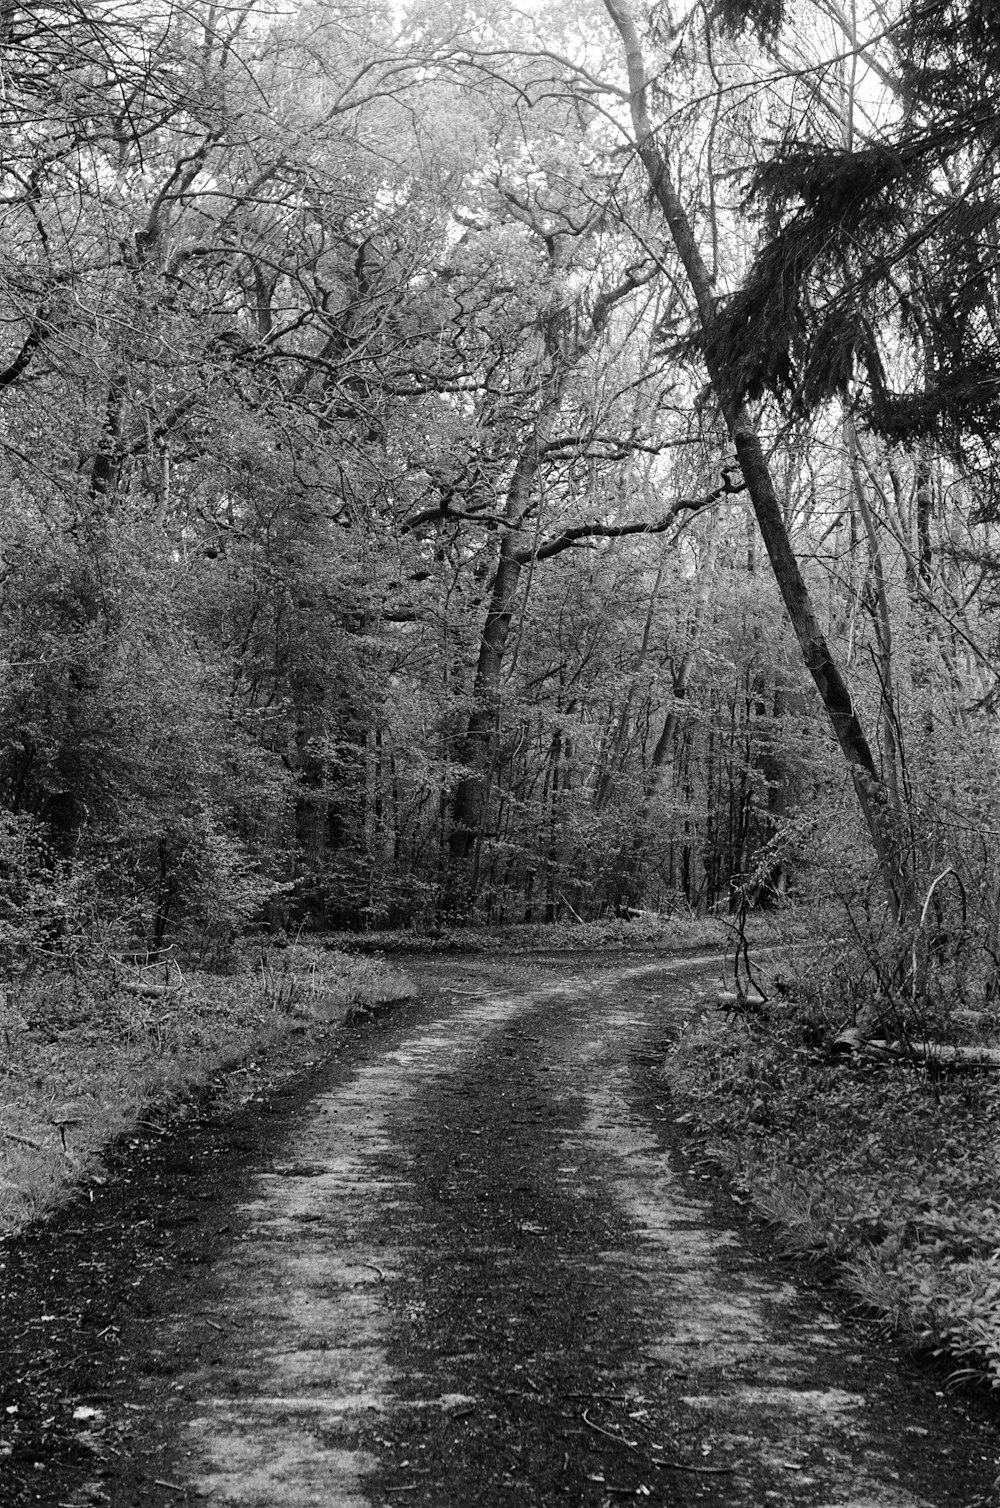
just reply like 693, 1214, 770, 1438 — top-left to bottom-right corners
517, 464, 745, 563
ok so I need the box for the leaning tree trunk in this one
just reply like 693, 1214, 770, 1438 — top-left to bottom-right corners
604, 0, 917, 924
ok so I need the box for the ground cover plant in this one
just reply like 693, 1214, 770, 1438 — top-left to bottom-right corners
667, 936, 1000, 1394
331, 906, 826, 956
0, 940, 413, 1238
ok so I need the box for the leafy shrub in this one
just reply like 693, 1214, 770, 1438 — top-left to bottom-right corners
0, 812, 88, 972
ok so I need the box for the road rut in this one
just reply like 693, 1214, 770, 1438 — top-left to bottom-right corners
5, 951, 998, 1507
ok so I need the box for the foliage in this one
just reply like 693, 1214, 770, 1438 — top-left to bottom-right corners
701, 0, 1000, 499
0, 0, 996, 958
712, 0, 786, 43
6, 5, 1000, 1425
0, 813, 81, 969
668, 941, 1000, 1391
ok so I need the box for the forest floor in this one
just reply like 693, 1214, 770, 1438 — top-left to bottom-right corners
1, 945, 998, 1508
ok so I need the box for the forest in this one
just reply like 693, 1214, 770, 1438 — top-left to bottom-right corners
1, 0, 1000, 1420
2, 0, 996, 962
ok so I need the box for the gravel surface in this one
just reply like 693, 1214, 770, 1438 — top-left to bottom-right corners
1, 949, 997, 1507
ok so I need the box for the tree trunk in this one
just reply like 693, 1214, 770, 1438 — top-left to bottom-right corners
604, 0, 916, 922
446, 440, 540, 908
846, 418, 909, 841
644, 527, 719, 804
594, 556, 667, 816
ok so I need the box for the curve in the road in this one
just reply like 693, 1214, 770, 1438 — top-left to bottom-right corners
131, 955, 996, 1508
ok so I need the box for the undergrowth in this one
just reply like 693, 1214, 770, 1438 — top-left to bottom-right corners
0, 940, 412, 1237
668, 941, 1000, 1394
331, 905, 827, 955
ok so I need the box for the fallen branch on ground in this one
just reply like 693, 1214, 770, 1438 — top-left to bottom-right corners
651, 1457, 736, 1474
833, 1026, 1000, 1069
581, 1408, 638, 1448
716, 989, 767, 1016
120, 983, 182, 1000
864, 1039, 1000, 1070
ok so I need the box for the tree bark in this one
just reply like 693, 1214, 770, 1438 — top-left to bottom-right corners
846, 418, 908, 834
446, 436, 543, 906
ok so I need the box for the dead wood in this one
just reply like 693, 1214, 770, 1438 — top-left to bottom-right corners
120, 983, 181, 1000
863, 1039, 1000, 1070
833, 1025, 1000, 1068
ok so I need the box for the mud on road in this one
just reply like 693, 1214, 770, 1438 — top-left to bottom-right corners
2, 950, 998, 1508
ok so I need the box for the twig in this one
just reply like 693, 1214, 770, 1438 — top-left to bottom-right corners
651, 1457, 735, 1475
198, 1309, 242, 1330
582, 1408, 638, 1448
0, 1129, 42, 1149
354, 1262, 385, 1281
556, 890, 585, 924
564, 1392, 632, 1401
152, 1481, 187, 1493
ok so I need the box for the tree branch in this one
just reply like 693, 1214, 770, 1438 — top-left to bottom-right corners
540, 432, 661, 459
0, 299, 58, 387
515, 465, 745, 564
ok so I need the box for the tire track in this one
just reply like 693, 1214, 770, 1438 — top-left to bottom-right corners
124, 954, 997, 1508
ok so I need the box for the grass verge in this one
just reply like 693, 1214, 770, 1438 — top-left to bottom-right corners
0, 941, 414, 1238
667, 945, 1000, 1395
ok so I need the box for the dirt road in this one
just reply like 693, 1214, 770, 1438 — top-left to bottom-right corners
2, 950, 998, 1507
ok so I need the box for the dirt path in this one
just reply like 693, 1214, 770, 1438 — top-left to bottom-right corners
2, 950, 998, 1507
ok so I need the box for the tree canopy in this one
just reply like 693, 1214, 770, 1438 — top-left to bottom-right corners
0, 0, 996, 964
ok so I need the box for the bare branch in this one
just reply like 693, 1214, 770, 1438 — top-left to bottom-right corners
516, 465, 746, 564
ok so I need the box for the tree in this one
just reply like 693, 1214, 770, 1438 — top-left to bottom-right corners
600, 0, 918, 922
11, 0, 996, 951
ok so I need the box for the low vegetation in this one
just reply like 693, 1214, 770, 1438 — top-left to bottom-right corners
668, 933, 1000, 1395
0, 904, 789, 1239
333, 906, 827, 956
336, 913, 733, 955
0, 940, 413, 1239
